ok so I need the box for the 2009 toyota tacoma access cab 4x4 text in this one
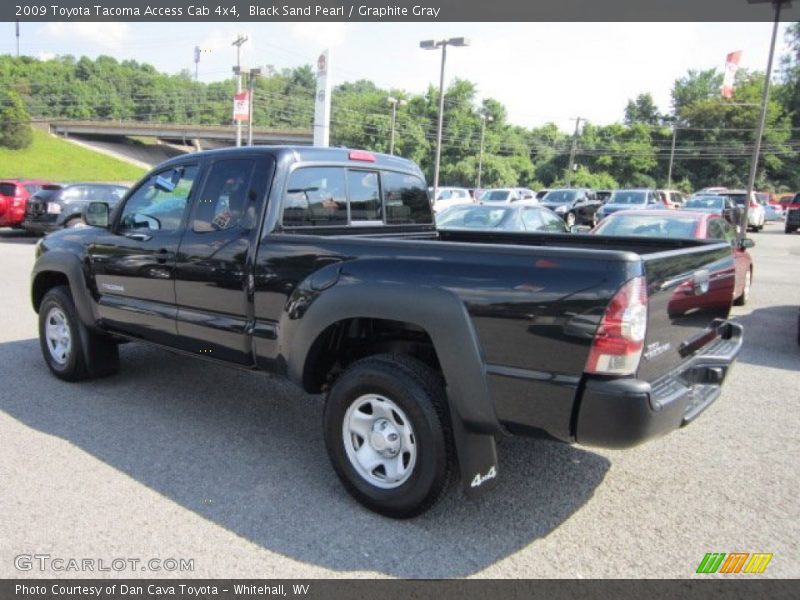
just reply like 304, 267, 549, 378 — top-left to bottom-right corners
31, 146, 743, 517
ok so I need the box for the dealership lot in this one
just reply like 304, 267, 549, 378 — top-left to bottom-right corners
0, 226, 797, 578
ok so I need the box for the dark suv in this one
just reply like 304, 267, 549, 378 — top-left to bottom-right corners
23, 183, 128, 235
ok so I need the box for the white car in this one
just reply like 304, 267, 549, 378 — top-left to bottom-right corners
477, 188, 520, 204
432, 187, 472, 213
722, 190, 766, 232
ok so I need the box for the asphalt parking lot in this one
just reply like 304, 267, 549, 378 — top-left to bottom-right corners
0, 225, 798, 579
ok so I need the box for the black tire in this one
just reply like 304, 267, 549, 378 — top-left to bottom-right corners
733, 268, 752, 306
38, 286, 119, 382
786, 225, 797, 234
323, 354, 455, 518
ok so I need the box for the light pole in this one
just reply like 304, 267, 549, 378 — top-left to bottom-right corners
232, 34, 248, 148
420, 37, 470, 202
477, 113, 493, 189
247, 68, 261, 146
741, 0, 789, 240
387, 96, 407, 155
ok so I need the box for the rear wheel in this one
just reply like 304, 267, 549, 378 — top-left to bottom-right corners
323, 354, 455, 518
38, 286, 119, 381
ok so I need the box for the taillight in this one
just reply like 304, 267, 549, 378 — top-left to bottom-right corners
585, 276, 648, 376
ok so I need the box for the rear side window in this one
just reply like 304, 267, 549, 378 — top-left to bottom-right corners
348, 170, 381, 222
193, 159, 256, 232
0, 183, 17, 196
283, 167, 347, 227
382, 172, 432, 224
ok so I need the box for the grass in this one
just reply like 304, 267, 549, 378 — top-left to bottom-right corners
0, 129, 147, 183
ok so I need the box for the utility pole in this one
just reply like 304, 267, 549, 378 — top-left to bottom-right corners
16, 20, 20, 58
232, 34, 248, 147
566, 117, 581, 187
477, 113, 493, 188
387, 96, 406, 155
741, 0, 788, 241
420, 37, 470, 203
247, 68, 261, 146
667, 124, 677, 189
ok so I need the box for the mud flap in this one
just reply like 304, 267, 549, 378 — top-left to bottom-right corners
450, 408, 500, 499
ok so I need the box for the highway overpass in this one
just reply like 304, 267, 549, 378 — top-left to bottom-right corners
47, 120, 313, 147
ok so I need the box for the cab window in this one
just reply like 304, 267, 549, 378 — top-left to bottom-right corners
193, 159, 256, 232
382, 172, 433, 225
282, 167, 348, 227
118, 165, 198, 233
348, 170, 381, 222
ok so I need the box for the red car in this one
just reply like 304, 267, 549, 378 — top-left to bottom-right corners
592, 209, 754, 306
0, 180, 55, 229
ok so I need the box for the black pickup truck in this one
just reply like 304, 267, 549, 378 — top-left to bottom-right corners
31, 146, 743, 517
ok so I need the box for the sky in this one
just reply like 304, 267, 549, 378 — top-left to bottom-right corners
2, 21, 794, 131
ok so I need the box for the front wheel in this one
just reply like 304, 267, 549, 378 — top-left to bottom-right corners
323, 354, 455, 518
38, 286, 119, 381
733, 269, 752, 306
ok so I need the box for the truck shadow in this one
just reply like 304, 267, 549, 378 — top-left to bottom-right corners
730, 305, 799, 372
0, 338, 610, 578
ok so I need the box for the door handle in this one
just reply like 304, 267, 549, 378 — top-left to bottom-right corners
124, 232, 151, 242
156, 248, 172, 264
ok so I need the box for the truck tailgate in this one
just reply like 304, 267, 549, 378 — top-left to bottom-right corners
637, 242, 736, 382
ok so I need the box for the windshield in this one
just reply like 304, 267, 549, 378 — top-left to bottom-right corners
480, 190, 511, 202
436, 205, 512, 229
594, 214, 699, 238
31, 189, 59, 202
685, 196, 723, 210
542, 190, 577, 204
609, 190, 647, 205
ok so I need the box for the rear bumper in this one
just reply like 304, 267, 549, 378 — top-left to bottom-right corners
575, 320, 743, 448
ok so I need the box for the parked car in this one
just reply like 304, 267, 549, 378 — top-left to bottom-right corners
22, 183, 128, 235
0, 179, 55, 229
756, 195, 784, 221
596, 189, 660, 221
698, 186, 729, 194
477, 188, 520, 204
596, 189, 613, 203
514, 188, 537, 202
682, 195, 741, 228
592, 209, 754, 306
535, 188, 551, 200
539, 188, 602, 227
656, 189, 685, 209
785, 193, 800, 233
431, 186, 473, 213
435, 202, 568, 233
30, 145, 743, 517
778, 193, 796, 209
719, 190, 766, 232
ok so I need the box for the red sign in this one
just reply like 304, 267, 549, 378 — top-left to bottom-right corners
233, 91, 250, 122
722, 51, 742, 99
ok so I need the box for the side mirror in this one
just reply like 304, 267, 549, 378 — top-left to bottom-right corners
84, 202, 110, 228
740, 238, 756, 250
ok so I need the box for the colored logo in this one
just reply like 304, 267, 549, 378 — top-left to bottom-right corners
696, 552, 773, 574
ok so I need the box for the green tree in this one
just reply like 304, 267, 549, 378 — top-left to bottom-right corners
624, 93, 661, 126
0, 90, 33, 149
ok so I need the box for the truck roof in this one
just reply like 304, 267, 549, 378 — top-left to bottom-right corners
157, 145, 425, 177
